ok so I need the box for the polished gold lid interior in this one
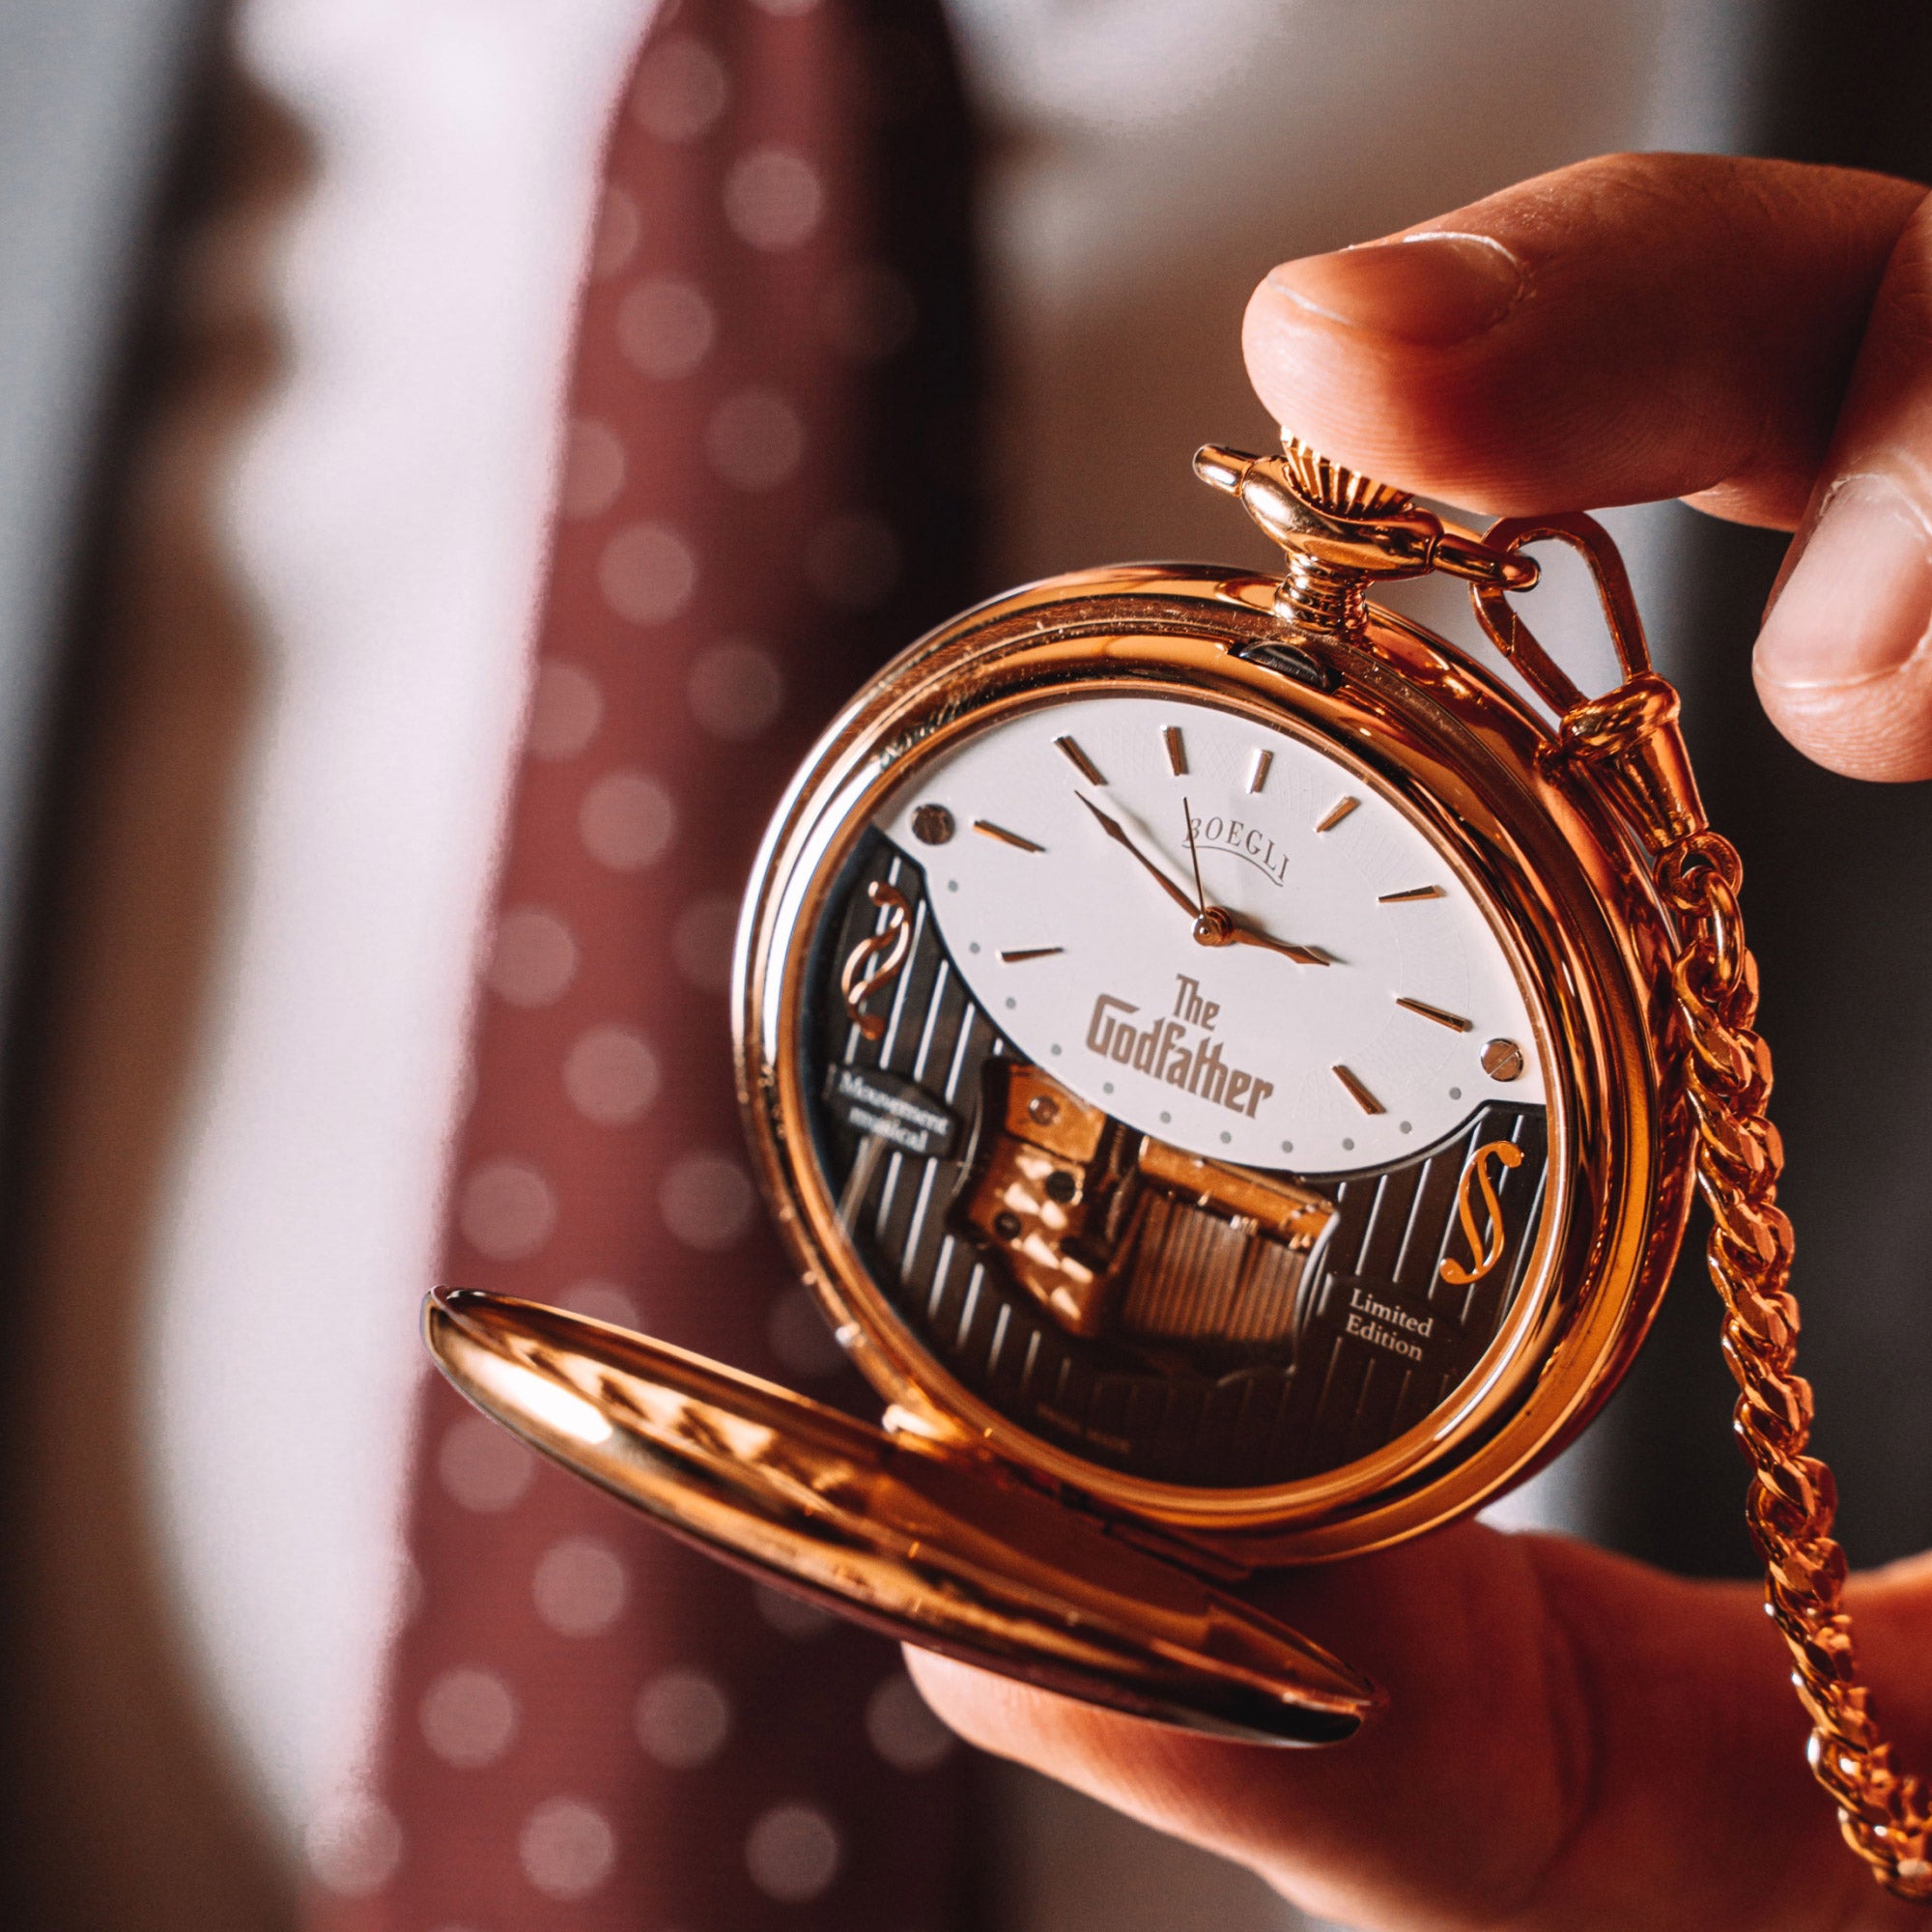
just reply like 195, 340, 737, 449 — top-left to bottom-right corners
425, 1287, 1380, 1746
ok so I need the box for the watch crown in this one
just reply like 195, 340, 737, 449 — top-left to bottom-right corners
1193, 435, 1537, 640
1277, 437, 1412, 521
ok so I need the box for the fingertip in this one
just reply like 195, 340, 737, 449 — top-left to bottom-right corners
1238, 270, 1442, 487
1752, 661, 1932, 782
901, 1647, 1144, 1769
1239, 242, 1589, 513
1260, 234, 1525, 349
1752, 471, 1932, 781
899, 1647, 1030, 1755
903, 1647, 1293, 1875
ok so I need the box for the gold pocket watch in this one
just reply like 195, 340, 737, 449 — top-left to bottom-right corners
429, 440, 1932, 1898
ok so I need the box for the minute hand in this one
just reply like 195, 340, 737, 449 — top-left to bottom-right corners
1075, 793, 1198, 920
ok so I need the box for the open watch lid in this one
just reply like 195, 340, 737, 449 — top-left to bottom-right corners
425, 1287, 1378, 1745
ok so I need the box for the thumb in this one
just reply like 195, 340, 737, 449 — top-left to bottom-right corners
1753, 191, 1932, 781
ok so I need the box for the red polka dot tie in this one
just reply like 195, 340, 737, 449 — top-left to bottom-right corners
306, 0, 984, 1922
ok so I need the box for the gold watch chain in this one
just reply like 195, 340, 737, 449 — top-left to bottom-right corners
1659, 828, 1932, 1900
1466, 510, 1932, 1902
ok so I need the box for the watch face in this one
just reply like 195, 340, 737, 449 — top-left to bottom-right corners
794, 688, 1555, 1492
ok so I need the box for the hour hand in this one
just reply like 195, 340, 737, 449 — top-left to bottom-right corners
1226, 922, 1334, 967
1075, 793, 1199, 920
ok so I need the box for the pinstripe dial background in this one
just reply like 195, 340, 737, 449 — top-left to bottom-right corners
803, 833, 1549, 1489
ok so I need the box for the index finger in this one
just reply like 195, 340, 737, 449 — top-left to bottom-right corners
1241, 153, 1924, 527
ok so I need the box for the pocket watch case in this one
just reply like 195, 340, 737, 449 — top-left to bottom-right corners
427, 439, 1699, 1747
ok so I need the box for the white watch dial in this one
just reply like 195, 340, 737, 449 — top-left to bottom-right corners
877, 692, 1544, 1174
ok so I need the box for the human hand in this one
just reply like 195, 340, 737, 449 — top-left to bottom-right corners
910, 155, 1932, 1930
914, 1527, 1932, 1930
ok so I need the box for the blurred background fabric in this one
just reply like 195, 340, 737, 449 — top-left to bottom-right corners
308, 4, 990, 1928
2, 3, 1932, 1929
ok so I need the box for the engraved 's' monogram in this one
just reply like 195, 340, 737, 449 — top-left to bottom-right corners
840, 881, 912, 1040
1440, 1138, 1524, 1287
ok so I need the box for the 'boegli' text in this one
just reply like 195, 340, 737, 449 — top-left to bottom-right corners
1185, 810, 1290, 887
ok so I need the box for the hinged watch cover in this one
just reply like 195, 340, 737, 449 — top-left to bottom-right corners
427, 1286, 1376, 1743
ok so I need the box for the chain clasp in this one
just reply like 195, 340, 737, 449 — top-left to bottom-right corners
1471, 511, 1707, 859
1193, 440, 1706, 857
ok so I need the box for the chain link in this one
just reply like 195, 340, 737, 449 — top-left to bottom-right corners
1659, 828, 1932, 1900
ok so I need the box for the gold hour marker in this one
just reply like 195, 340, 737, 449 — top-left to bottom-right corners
1397, 996, 1474, 1033
1316, 796, 1360, 833
973, 818, 1045, 854
1163, 725, 1187, 776
1055, 735, 1106, 785
1379, 885, 1444, 903
1247, 748, 1273, 794
1000, 946, 1064, 963
1332, 1065, 1386, 1115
